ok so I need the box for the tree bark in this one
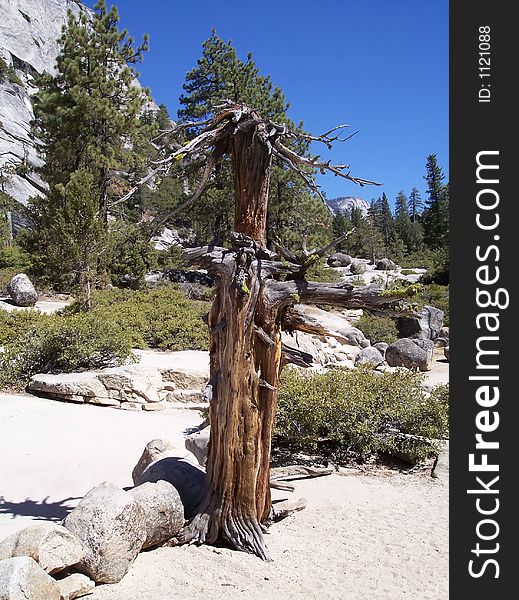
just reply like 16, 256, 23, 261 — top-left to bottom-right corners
175, 103, 413, 560
181, 123, 279, 560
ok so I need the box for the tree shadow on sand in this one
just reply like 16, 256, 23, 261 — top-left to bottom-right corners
0, 496, 80, 521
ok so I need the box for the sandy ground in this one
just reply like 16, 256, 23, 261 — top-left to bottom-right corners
0, 393, 448, 600
0, 297, 72, 314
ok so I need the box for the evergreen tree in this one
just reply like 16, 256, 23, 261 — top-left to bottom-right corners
178, 31, 328, 249
26, 0, 151, 293
363, 205, 385, 263
348, 206, 365, 257
377, 193, 396, 248
409, 187, 423, 222
0, 169, 14, 248
27, 170, 110, 306
422, 154, 449, 249
332, 209, 353, 252
394, 190, 423, 253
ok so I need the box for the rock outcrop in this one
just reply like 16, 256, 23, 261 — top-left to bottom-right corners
0, 1, 88, 207
27, 362, 209, 410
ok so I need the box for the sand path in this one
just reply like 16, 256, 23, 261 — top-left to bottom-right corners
0, 393, 447, 600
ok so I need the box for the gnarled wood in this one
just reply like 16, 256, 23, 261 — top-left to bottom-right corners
159, 103, 413, 560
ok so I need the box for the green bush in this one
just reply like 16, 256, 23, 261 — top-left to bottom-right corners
305, 259, 342, 283
275, 367, 449, 462
0, 285, 210, 389
355, 313, 399, 344
0, 313, 135, 388
66, 286, 210, 351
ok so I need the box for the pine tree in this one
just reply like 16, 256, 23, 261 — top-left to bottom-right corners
178, 31, 329, 250
26, 0, 151, 293
27, 170, 110, 305
0, 169, 14, 248
332, 209, 353, 252
409, 187, 423, 222
377, 193, 396, 248
422, 154, 449, 249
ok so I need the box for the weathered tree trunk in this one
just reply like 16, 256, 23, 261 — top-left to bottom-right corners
168, 102, 413, 560
182, 125, 280, 559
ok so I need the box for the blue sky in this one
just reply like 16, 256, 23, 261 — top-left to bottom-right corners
84, 0, 449, 208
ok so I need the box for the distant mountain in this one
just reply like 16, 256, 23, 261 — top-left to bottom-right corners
326, 196, 370, 217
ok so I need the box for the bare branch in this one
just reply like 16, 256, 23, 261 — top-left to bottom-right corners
266, 281, 414, 315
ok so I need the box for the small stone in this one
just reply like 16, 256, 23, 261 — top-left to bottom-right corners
0, 556, 60, 599
0, 523, 84, 575
119, 402, 143, 411
56, 573, 94, 600
142, 401, 167, 411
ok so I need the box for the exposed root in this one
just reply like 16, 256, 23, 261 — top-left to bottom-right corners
179, 509, 272, 561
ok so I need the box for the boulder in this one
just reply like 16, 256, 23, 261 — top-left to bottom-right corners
131, 439, 177, 485
7, 274, 37, 307
0, 523, 84, 575
397, 305, 444, 340
432, 442, 449, 480
132, 439, 204, 519
373, 342, 389, 358
134, 458, 205, 520
386, 338, 433, 371
349, 260, 366, 275
411, 338, 434, 364
327, 253, 351, 267
354, 346, 384, 368
165, 269, 213, 287
55, 573, 94, 600
63, 482, 146, 584
0, 556, 60, 600
444, 346, 449, 361
129, 481, 184, 549
185, 427, 210, 467
375, 258, 397, 271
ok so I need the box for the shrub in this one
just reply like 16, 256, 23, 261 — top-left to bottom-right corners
305, 259, 342, 283
0, 313, 135, 388
355, 313, 399, 344
66, 286, 210, 351
1, 285, 210, 389
275, 367, 449, 462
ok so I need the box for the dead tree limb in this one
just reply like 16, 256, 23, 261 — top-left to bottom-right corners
138, 102, 414, 561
